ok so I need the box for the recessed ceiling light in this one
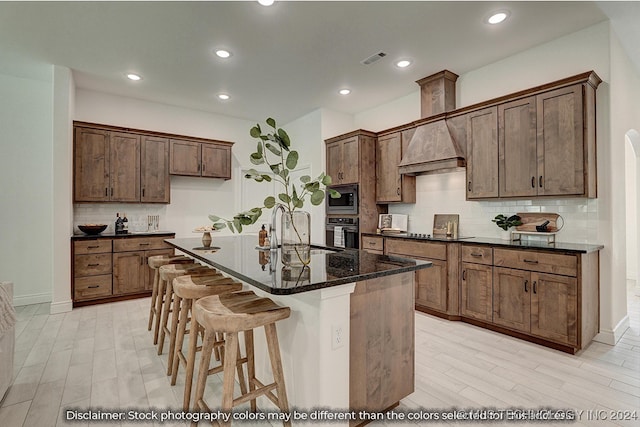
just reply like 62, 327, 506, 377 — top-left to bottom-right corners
126, 73, 142, 81
215, 49, 232, 59
486, 11, 510, 25
258, 0, 274, 6
339, 89, 351, 95
217, 93, 230, 100
395, 60, 412, 68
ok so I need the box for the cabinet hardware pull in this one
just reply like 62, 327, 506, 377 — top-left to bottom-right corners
87, 263, 100, 267
539, 176, 543, 188
531, 177, 535, 188
462, 270, 466, 280
524, 259, 538, 264
533, 281, 537, 294
88, 285, 100, 289
87, 245, 100, 249
139, 243, 150, 246
111, 187, 113, 197
470, 253, 482, 257
202, 163, 206, 172
368, 242, 376, 246
468, 181, 471, 192
105, 187, 108, 196
524, 280, 528, 292
397, 188, 401, 196
142, 188, 145, 197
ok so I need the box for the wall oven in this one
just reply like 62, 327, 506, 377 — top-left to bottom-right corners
325, 217, 359, 249
326, 184, 358, 215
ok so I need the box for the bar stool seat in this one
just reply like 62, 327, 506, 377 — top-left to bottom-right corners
157, 264, 220, 359
170, 274, 244, 410
192, 290, 291, 426
147, 255, 193, 333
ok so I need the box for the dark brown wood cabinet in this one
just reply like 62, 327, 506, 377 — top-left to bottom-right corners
492, 267, 532, 333
466, 107, 498, 199
170, 139, 232, 179
110, 132, 141, 202
326, 136, 360, 185
460, 245, 494, 322
141, 136, 170, 203
375, 131, 416, 203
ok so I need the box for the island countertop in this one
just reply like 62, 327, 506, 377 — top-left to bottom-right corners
165, 236, 431, 295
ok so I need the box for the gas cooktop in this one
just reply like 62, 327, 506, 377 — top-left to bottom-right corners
390, 232, 475, 241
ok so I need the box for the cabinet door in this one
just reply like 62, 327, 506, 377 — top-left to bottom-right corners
74, 127, 110, 202
466, 107, 498, 199
376, 133, 402, 202
530, 272, 578, 346
536, 85, 584, 196
113, 251, 146, 295
461, 263, 493, 321
170, 139, 201, 176
499, 97, 537, 197
492, 267, 530, 333
325, 140, 343, 184
201, 143, 231, 179
340, 137, 360, 184
415, 258, 447, 312
110, 132, 141, 202
141, 136, 170, 203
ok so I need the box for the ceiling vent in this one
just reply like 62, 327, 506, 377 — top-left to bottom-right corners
360, 51, 387, 65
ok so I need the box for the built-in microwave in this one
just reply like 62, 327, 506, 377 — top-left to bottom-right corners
326, 184, 358, 215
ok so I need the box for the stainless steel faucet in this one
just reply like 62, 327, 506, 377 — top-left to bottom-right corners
270, 203, 286, 251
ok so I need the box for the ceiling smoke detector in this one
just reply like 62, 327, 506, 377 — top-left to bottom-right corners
360, 51, 387, 66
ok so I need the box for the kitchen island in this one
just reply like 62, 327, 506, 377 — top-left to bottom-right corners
166, 236, 431, 424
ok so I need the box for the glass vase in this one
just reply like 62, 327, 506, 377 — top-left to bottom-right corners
281, 210, 311, 267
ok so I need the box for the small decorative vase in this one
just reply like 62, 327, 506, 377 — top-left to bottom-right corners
499, 229, 512, 240
281, 210, 311, 267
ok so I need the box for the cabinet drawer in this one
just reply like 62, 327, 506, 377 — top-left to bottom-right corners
385, 239, 446, 260
73, 239, 112, 254
462, 245, 493, 265
74, 253, 112, 277
362, 236, 384, 252
74, 275, 112, 300
113, 237, 171, 252
494, 248, 577, 277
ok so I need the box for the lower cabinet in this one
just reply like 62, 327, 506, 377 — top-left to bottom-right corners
72, 234, 175, 305
416, 259, 447, 312
461, 262, 493, 322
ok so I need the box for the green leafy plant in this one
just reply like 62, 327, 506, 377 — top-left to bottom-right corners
492, 214, 523, 231
209, 117, 339, 233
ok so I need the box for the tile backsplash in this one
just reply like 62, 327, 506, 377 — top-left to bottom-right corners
388, 171, 600, 243
74, 204, 167, 234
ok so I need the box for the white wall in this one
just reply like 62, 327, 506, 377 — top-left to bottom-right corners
0, 70, 54, 305
351, 21, 633, 343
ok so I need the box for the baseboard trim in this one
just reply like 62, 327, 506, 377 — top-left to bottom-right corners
13, 293, 51, 307
50, 300, 73, 314
594, 314, 630, 345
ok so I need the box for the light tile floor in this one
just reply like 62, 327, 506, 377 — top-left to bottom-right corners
1, 283, 639, 427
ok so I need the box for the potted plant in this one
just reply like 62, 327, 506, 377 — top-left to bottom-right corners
209, 118, 339, 266
492, 214, 522, 240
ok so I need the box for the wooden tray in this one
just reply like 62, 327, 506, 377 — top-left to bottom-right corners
515, 212, 561, 232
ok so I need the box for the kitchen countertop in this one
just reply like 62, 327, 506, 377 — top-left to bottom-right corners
71, 231, 175, 240
165, 236, 431, 295
363, 232, 603, 253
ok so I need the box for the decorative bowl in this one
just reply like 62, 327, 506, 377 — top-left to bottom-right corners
78, 224, 108, 235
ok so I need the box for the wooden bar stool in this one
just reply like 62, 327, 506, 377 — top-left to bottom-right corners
157, 264, 220, 358
147, 255, 193, 333
170, 274, 244, 409
192, 290, 291, 426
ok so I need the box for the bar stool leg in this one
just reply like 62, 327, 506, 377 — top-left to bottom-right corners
244, 329, 256, 411
167, 292, 182, 375
265, 323, 291, 426
148, 268, 160, 331
221, 332, 239, 427
171, 298, 190, 386
193, 329, 216, 412
153, 277, 166, 345
158, 278, 173, 355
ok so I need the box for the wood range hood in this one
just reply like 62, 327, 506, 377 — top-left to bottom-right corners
398, 70, 466, 175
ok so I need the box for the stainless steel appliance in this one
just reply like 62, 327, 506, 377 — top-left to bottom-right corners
325, 217, 359, 249
326, 184, 358, 215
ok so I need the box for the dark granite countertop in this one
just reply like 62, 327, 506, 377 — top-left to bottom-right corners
363, 232, 603, 254
71, 231, 175, 240
165, 236, 431, 295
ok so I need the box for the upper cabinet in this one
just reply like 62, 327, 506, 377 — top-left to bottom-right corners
465, 71, 600, 200
169, 139, 232, 179
326, 135, 360, 185
74, 122, 234, 204
376, 130, 416, 203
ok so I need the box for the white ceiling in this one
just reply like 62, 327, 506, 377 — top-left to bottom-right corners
0, 1, 637, 124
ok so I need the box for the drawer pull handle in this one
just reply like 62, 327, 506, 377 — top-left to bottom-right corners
470, 253, 483, 257
369, 242, 376, 246
531, 176, 535, 188
462, 270, 466, 280
524, 259, 538, 264
468, 181, 471, 192
87, 245, 100, 249
524, 280, 529, 292
533, 280, 537, 294
139, 243, 150, 246
87, 263, 100, 267
539, 176, 543, 188
88, 285, 100, 289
